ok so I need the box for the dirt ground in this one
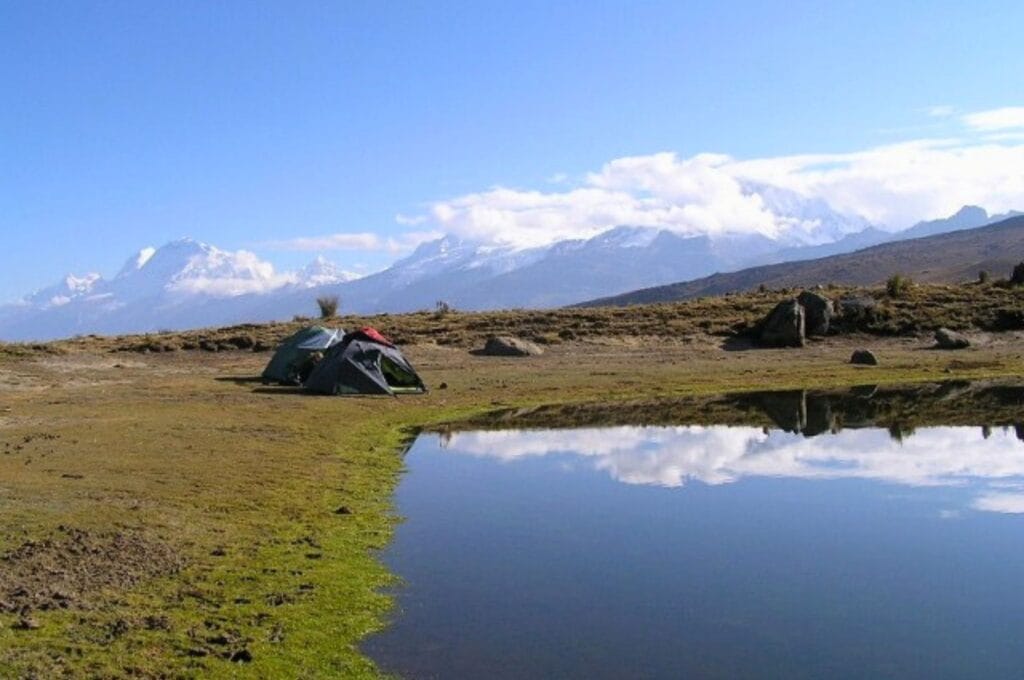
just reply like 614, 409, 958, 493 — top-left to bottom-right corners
1, 331, 1023, 677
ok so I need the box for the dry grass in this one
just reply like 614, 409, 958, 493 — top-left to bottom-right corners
1, 283, 1020, 360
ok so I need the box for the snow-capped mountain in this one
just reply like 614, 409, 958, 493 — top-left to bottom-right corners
295, 256, 359, 288
25, 272, 104, 309
0, 204, 1004, 342
0, 240, 358, 340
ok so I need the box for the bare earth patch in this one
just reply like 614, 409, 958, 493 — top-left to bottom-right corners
0, 527, 185, 615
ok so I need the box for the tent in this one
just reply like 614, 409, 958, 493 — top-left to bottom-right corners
304, 327, 426, 396
261, 326, 344, 385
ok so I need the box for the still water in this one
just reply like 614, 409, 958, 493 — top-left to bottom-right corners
366, 385, 1024, 679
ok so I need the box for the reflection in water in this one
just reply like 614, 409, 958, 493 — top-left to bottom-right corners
442, 425, 1024, 513
367, 381, 1024, 679
435, 380, 1024, 513
440, 379, 1024, 435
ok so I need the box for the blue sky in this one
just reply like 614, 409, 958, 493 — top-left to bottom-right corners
4, 1, 1024, 301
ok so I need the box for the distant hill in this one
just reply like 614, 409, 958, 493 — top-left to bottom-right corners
580, 214, 1024, 307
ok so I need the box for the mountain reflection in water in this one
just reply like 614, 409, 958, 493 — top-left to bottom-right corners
436, 381, 1024, 512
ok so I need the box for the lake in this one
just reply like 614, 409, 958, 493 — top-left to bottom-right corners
365, 382, 1024, 679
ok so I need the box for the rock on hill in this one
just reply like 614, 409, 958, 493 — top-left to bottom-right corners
580, 214, 1024, 307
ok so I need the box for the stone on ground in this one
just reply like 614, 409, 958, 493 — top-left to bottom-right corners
480, 336, 544, 356
850, 349, 878, 365
934, 328, 970, 350
759, 299, 805, 348
797, 291, 834, 336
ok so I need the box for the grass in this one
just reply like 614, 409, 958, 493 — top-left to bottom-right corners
1, 302, 1023, 676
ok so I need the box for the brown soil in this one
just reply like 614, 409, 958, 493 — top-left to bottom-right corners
0, 526, 185, 615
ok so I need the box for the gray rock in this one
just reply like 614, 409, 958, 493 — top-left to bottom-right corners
480, 336, 544, 357
797, 291, 834, 336
935, 328, 970, 350
850, 349, 878, 365
759, 299, 805, 348
839, 296, 876, 317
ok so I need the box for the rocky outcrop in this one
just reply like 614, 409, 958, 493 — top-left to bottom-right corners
797, 291, 834, 336
850, 349, 878, 365
480, 336, 544, 357
934, 328, 970, 350
759, 299, 805, 348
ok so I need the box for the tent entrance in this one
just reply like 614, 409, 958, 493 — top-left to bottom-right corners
380, 355, 421, 390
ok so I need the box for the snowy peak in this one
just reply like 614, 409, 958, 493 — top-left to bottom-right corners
26, 272, 104, 308
161, 242, 290, 297
116, 246, 157, 278
109, 239, 293, 301
741, 181, 872, 246
589, 226, 661, 249
295, 256, 359, 288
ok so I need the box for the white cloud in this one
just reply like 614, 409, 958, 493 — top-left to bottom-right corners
384, 230, 445, 253
972, 492, 1024, 514
962, 106, 1024, 131
395, 213, 427, 226
400, 110, 1024, 247
167, 247, 296, 297
729, 138, 1024, 228
263, 229, 442, 255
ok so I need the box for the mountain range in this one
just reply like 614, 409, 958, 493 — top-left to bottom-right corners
582, 212, 1024, 307
1, 201, 1018, 341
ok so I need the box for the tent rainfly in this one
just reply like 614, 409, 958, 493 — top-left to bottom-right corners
304, 327, 426, 396
261, 326, 344, 385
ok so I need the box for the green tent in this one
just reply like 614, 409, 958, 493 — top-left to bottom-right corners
261, 326, 343, 385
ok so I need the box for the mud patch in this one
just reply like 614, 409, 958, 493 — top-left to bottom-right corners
0, 526, 185, 614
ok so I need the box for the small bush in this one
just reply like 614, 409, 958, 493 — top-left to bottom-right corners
886, 274, 913, 298
978, 270, 990, 284
316, 295, 339, 319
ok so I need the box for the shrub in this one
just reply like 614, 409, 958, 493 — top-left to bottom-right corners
978, 270, 990, 284
885, 274, 913, 298
1012, 261, 1024, 286
316, 295, 339, 319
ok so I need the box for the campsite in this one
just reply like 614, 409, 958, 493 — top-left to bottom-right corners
2, 284, 1024, 676
7, 2, 1024, 676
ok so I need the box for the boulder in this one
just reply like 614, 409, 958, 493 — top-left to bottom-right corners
480, 336, 544, 357
850, 349, 878, 365
934, 328, 970, 350
797, 291, 834, 336
839, 296, 876, 317
759, 299, 805, 348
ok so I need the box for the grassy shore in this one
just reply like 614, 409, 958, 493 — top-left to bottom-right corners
2, 297, 1024, 677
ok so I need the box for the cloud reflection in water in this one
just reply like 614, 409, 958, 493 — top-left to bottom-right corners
442, 425, 1024, 513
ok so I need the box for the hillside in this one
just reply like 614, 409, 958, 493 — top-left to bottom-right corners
4, 281, 1022, 362
581, 215, 1024, 307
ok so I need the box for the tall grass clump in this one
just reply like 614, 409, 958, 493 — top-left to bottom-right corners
886, 274, 913, 298
316, 295, 340, 319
